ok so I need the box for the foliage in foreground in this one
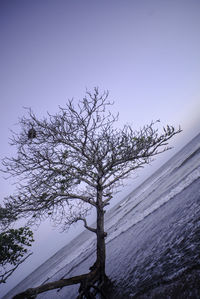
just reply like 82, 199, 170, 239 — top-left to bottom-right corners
0, 218, 34, 284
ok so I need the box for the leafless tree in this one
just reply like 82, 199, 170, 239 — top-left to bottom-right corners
2, 88, 181, 298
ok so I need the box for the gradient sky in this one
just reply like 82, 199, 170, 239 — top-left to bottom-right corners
1, 0, 200, 296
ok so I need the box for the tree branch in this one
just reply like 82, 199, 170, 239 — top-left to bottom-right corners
12, 268, 99, 299
76, 217, 97, 234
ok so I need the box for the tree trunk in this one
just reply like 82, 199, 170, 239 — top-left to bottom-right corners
96, 181, 107, 283
97, 206, 106, 278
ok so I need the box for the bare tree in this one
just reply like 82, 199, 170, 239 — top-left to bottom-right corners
2, 88, 181, 298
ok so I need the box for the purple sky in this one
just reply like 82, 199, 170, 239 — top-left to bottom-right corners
1, 0, 200, 296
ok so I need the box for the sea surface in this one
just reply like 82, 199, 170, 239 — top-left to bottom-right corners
2, 133, 200, 298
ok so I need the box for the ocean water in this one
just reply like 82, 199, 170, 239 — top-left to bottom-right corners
3, 133, 200, 298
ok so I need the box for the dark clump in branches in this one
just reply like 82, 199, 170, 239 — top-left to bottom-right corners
1, 88, 181, 298
27, 127, 36, 140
